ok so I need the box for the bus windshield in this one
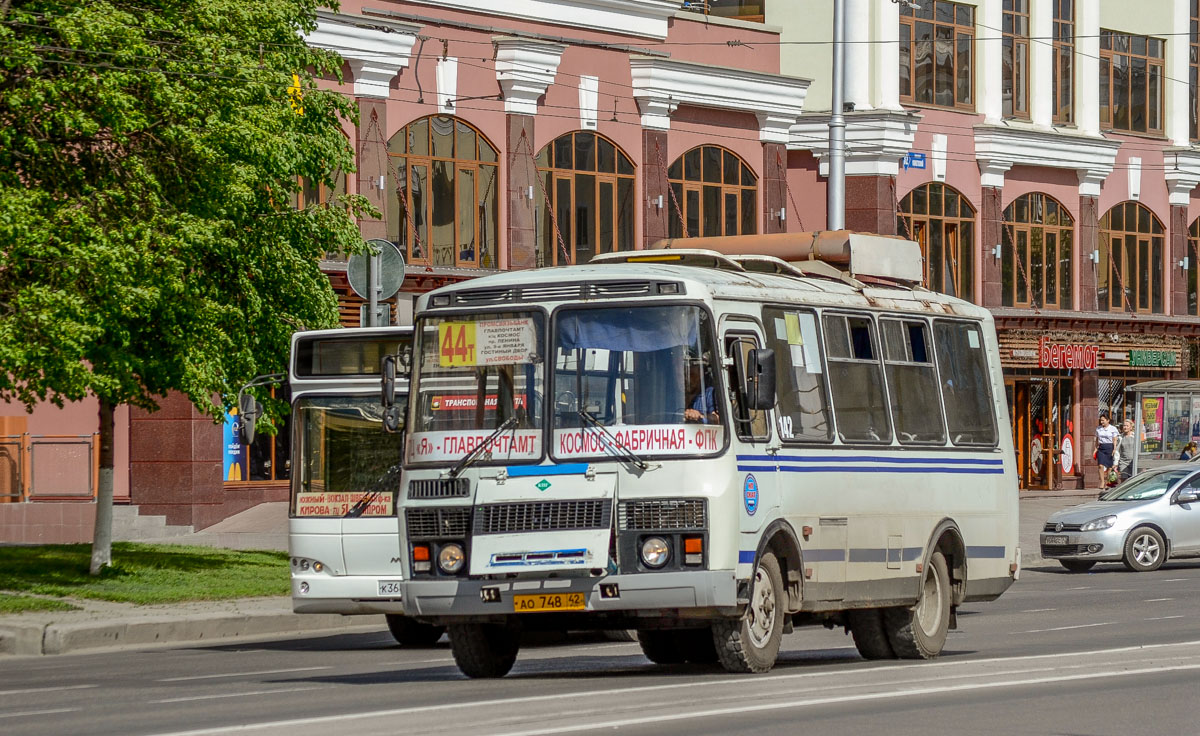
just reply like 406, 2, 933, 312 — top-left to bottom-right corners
551, 304, 724, 460
409, 311, 544, 465
291, 395, 407, 518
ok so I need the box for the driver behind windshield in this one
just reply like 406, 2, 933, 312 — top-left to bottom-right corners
684, 358, 719, 424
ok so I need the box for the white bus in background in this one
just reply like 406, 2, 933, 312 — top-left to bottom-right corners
386, 232, 1021, 678
287, 327, 444, 647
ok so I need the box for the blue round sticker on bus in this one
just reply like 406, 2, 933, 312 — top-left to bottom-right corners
743, 474, 759, 515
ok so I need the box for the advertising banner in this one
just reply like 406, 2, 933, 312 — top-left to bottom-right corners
1141, 396, 1163, 454
222, 409, 247, 482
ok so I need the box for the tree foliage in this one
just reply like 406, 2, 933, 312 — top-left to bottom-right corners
0, 0, 369, 417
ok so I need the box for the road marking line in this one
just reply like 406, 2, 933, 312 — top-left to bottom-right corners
146, 640, 1200, 736
1144, 598, 1173, 602
1068, 586, 1090, 590
1161, 578, 1188, 582
487, 662, 1200, 736
1019, 608, 1056, 613
150, 687, 323, 704
160, 667, 330, 682
0, 684, 96, 696
1146, 615, 1185, 621
1015, 622, 1113, 634
0, 707, 80, 719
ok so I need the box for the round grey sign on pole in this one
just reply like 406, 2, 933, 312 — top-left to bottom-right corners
347, 239, 406, 300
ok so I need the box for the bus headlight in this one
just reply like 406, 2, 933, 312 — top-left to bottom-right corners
641, 537, 670, 568
438, 543, 466, 574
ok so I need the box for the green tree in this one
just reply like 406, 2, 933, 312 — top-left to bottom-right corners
0, 0, 372, 573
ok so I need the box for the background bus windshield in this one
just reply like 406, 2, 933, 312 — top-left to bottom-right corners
552, 305, 723, 459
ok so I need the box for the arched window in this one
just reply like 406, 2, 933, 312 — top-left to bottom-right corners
667, 145, 757, 238
387, 115, 499, 269
1001, 193, 1074, 309
1099, 201, 1164, 314
1187, 218, 1200, 316
897, 182, 976, 301
535, 131, 636, 267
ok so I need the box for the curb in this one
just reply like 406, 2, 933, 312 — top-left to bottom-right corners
0, 612, 379, 657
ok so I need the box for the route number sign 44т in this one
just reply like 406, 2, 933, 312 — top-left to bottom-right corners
438, 318, 538, 368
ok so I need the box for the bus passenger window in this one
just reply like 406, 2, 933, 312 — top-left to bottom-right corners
882, 319, 946, 445
763, 308, 831, 442
823, 314, 892, 444
933, 320, 998, 447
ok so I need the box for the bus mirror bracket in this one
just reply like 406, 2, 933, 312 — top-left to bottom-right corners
743, 348, 776, 411
381, 354, 397, 409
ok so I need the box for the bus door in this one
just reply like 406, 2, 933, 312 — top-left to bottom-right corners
721, 320, 777, 537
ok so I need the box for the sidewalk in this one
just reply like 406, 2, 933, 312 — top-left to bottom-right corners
0, 491, 1098, 657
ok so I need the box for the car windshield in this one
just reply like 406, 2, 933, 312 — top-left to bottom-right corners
291, 395, 407, 518
551, 304, 724, 460
1099, 468, 1192, 501
409, 311, 544, 466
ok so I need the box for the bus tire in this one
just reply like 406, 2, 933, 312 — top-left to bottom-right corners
637, 630, 688, 664
385, 615, 445, 647
847, 609, 895, 660
712, 551, 785, 673
680, 627, 719, 664
884, 550, 951, 659
448, 622, 520, 678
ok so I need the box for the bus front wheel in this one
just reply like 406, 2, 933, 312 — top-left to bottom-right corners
884, 550, 951, 659
448, 622, 520, 678
385, 615, 445, 647
712, 551, 785, 673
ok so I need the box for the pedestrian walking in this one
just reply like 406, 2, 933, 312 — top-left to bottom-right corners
1095, 414, 1119, 488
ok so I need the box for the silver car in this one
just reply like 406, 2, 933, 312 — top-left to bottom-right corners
1040, 465, 1200, 573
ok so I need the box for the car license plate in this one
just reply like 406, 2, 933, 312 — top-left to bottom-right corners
513, 592, 586, 612
377, 580, 403, 596
1043, 535, 1069, 545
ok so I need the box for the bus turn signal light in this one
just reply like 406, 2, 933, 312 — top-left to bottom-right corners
412, 544, 432, 572
684, 536, 703, 565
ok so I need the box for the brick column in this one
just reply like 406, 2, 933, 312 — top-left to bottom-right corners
1077, 194, 1099, 311
762, 143, 787, 235
1171, 203, 1188, 315
642, 129, 669, 248
128, 393, 222, 528
356, 99, 388, 241
980, 185, 1003, 308
507, 116, 538, 269
844, 176, 897, 235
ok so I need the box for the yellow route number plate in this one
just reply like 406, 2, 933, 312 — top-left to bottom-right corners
513, 592, 586, 613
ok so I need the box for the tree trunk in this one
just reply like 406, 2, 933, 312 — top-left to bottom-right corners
89, 398, 116, 575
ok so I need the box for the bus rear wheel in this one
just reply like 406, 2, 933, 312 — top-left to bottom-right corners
637, 630, 688, 664
847, 609, 896, 659
712, 551, 785, 673
449, 622, 520, 678
884, 550, 951, 659
385, 615, 445, 647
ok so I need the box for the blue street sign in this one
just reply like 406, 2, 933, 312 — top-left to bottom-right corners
904, 152, 926, 170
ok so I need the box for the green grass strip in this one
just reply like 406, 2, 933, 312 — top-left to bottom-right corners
0, 593, 81, 614
0, 543, 289, 605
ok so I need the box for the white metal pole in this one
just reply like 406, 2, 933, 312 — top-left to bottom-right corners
368, 252, 381, 327
828, 0, 846, 231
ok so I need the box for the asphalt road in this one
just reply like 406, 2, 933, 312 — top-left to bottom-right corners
3, 560, 1200, 736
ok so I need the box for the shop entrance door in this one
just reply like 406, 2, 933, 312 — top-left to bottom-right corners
1007, 378, 1056, 490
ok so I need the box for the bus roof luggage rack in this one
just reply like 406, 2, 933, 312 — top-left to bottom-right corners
726, 254, 865, 289
589, 249, 747, 272
649, 230, 923, 285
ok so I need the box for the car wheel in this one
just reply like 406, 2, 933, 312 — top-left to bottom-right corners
883, 551, 951, 659
1059, 560, 1096, 573
1123, 526, 1166, 572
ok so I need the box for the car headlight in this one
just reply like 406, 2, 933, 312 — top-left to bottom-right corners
641, 537, 670, 568
1081, 515, 1117, 532
438, 543, 465, 574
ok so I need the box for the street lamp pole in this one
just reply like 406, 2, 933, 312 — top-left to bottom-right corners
828, 0, 846, 231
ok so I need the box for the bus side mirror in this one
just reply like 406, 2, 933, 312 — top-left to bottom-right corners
237, 391, 262, 444
742, 348, 776, 411
381, 354, 397, 409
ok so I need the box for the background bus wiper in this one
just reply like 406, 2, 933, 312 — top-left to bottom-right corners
577, 410, 649, 471
344, 463, 403, 518
446, 415, 518, 479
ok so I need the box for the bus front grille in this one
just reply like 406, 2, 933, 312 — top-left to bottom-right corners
408, 478, 471, 499
406, 508, 472, 539
474, 500, 609, 534
619, 499, 707, 531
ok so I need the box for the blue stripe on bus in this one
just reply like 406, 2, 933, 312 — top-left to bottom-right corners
738, 550, 756, 564
736, 464, 1005, 475
737, 454, 1004, 466
506, 463, 590, 477
966, 545, 1007, 559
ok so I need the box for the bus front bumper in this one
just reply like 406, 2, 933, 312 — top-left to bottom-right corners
401, 570, 740, 621
291, 574, 407, 615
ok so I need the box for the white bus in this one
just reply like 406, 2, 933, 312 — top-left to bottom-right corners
386, 232, 1020, 677
288, 327, 444, 646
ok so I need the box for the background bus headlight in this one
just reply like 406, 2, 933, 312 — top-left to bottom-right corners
438, 543, 466, 574
641, 537, 670, 568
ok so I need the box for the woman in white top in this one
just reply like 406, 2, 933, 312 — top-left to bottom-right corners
1095, 414, 1120, 488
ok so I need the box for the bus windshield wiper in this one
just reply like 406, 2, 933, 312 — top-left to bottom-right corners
446, 415, 518, 479
578, 410, 649, 472
344, 463, 403, 518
